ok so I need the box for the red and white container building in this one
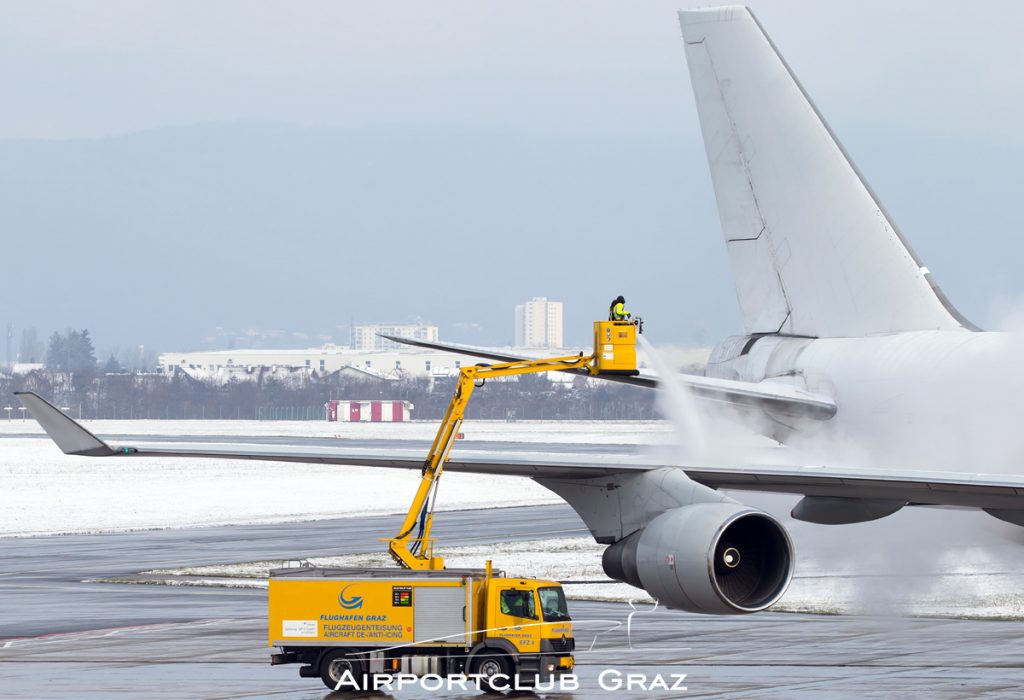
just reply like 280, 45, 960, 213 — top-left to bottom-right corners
325, 400, 413, 422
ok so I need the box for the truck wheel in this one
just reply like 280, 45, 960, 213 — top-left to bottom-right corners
471, 652, 512, 693
319, 649, 365, 691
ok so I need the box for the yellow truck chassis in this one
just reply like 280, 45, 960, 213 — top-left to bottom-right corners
269, 566, 574, 691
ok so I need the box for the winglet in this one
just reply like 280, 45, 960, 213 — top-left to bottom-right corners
14, 392, 116, 456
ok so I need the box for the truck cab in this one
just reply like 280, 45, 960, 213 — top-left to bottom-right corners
479, 577, 575, 685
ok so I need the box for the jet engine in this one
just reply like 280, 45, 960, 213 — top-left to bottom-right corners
602, 502, 794, 614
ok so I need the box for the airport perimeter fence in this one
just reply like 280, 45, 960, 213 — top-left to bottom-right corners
2, 370, 657, 421
18, 404, 328, 421
37, 401, 655, 421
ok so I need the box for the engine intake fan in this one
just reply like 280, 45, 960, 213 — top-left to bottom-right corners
602, 502, 794, 614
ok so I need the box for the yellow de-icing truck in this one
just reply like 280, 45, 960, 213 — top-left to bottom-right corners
269, 564, 574, 691
269, 318, 641, 690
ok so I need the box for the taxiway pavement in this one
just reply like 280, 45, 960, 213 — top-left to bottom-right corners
4, 504, 1024, 698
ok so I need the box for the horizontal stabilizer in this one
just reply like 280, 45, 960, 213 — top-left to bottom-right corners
383, 335, 836, 419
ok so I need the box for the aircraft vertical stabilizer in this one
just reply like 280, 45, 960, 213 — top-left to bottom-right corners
678, 7, 975, 337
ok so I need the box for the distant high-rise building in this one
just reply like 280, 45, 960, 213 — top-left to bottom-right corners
514, 297, 563, 348
351, 323, 439, 351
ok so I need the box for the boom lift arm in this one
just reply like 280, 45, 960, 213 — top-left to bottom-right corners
388, 353, 597, 570
388, 318, 641, 570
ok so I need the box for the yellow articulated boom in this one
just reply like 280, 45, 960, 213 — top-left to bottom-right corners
387, 353, 594, 570
387, 319, 641, 570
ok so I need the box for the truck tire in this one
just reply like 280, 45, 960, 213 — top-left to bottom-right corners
319, 649, 366, 691
471, 652, 513, 693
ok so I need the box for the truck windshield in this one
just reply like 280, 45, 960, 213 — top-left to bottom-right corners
538, 587, 571, 622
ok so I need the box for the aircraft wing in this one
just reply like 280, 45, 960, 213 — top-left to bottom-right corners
382, 335, 836, 420
17, 391, 1024, 512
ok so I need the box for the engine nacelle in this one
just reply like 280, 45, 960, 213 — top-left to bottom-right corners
602, 503, 794, 614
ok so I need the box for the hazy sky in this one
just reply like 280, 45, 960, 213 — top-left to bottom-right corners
3, 1, 1024, 356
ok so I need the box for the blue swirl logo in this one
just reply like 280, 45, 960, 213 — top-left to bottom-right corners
338, 584, 363, 610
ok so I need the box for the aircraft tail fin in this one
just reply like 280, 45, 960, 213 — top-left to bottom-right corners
678, 7, 975, 337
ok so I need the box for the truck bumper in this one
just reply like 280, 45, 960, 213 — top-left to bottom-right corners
270, 651, 298, 666
517, 654, 574, 685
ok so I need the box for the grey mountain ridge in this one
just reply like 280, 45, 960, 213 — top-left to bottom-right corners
0, 121, 1008, 352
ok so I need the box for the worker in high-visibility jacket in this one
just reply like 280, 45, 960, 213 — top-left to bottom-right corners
609, 295, 630, 321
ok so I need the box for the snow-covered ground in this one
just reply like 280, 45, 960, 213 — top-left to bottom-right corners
127, 537, 636, 603
0, 420, 664, 537
7, 418, 1024, 618
0, 418, 672, 444
128, 531, 1024, 619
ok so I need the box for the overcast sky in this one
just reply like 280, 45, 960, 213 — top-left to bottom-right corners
3, 1, 1023, 356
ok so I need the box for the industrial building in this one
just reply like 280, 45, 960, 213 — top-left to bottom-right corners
160, 309, 578, 381
513, 297, 563, 348
158, 345, 480, 380
351, 323, 438, 351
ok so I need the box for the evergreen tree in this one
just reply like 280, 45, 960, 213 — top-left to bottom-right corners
44, 329, 98, 373
45, 332, 66, 370
70, 329, 98, 373
103, 354, 124, 374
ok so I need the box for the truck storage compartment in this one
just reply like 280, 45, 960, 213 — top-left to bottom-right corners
414, 585, 469, 643
268, 567, 479, 649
